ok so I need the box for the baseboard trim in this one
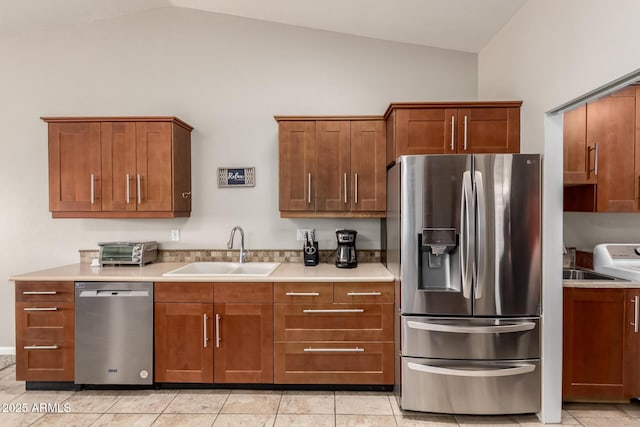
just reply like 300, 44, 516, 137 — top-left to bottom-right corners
0, 347, 16, 355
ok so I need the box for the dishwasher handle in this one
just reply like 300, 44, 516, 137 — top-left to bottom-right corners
78, 290, 150, 297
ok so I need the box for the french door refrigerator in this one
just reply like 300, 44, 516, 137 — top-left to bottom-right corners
386, 154, 541, 414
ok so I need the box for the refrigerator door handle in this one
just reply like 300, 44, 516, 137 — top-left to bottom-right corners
460, 170, 474, 299
474, 170, 487, 299
407, 320, 536, 334
407, 362, 535, 378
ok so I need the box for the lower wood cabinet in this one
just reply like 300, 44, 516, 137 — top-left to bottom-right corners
563, 287, 640, 401
154, 282, 273, 384
154, 302, 214, 383
273, 281, 394, 385
15, 281, 75, 382
213, 282, 273, 383
274, 341, 393, 385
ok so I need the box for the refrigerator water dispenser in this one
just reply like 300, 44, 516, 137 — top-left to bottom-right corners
419, 228, 457, 290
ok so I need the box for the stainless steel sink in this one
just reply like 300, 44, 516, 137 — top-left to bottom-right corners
163, 262, 280, 277
562, 268, 624, 281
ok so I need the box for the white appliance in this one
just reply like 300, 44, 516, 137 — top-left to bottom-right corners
594, 244, 640, 281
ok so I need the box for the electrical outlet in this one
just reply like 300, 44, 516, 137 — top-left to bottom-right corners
170, 229, 180, 241
296, 228, 315, 241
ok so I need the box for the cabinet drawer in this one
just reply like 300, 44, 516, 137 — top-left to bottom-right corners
274, 282, 333, 303
15, 281, 74, 302
155, 282, 213, 303
274, 341, 394, 384
214, 282, 273, 303
274, 303, 393, 341
15, 339, 74, 382
333, 282, 394, 303
16, 302, 74, 341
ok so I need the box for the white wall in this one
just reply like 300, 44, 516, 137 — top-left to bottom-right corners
478, 0, 640, 422
0, 7, 477, 348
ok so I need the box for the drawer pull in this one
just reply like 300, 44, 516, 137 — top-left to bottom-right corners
304, 347, 364, 352
286, 292, 320, 296
24, 345, 59, 350
22, 291, 57, 295
346, 292, 382, 296
303, 309, 364, 313
23, 307, 58, 311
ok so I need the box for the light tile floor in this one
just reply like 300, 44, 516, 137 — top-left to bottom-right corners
1, 365, 639, 426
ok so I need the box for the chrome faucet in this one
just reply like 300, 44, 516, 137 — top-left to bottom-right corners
227, 226, 248, 263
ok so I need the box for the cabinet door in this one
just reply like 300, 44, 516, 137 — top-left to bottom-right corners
589, 87, 637, 212
15, 301, 74, 381
395, 109, 453, 155
101, 122, 137, 212
351, 121, 386, 212
624, 289, 640, 398
136, 121, 173, 212
154, 303, 213, 383
563, 105, 596, 185
213, 303, 273, 383
562, 288, 625, 401
315, 121, 351, 212
48, 122, 101, 212
279, 121, 316, 211
457, 107, 520, 153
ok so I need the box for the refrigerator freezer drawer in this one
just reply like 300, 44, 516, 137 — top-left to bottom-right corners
402, 316, 540, 359
400, 357, 540, 414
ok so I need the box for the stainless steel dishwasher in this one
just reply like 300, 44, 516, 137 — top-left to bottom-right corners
75, 282, 153, 385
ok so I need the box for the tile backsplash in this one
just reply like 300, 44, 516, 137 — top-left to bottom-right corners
80, 249, 382, 264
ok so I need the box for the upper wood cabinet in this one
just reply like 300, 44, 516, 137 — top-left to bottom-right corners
44, 116, 193, 218
385, 102, 522, 165
564, 86, 639, 212
276, 117, 386, 218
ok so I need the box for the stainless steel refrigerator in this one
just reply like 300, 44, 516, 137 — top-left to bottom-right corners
386, 154, 541, 415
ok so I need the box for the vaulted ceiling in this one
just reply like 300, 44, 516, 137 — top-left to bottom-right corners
0, 0, 526, 53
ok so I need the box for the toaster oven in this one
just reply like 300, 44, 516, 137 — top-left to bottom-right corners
98, 241, 158, 266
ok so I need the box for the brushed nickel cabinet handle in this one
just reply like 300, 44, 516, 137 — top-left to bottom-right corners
304, 347, 364, 352
181, 192, 191, 199
137, 174, 142, 204
303, 309, 364, 313
126, 174, 130, 204
24, 345, 58, 350
344, 173, 347, 204
463, 116, 468, 151
203, 314, 208, 348
346, 292, 381, 296
632, 296, 639, 334
23, 307, 58, 311
22, 291, 57, 295
90, 174, 95, 204
594, 143, 599, 176
215, 314, 221, 348
355, 173, 358, 204
285, 292, 320, 296
307, 173, 311, 204
451, 115, 455, 150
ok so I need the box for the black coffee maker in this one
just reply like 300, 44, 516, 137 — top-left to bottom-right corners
335, 229, 357, 268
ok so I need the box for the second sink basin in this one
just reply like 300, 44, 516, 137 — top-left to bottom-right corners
163, 262, 280, 277
562, 268, 624, 281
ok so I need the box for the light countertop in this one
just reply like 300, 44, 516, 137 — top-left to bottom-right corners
8, 262, 394, 283
562, 280, 640, 289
